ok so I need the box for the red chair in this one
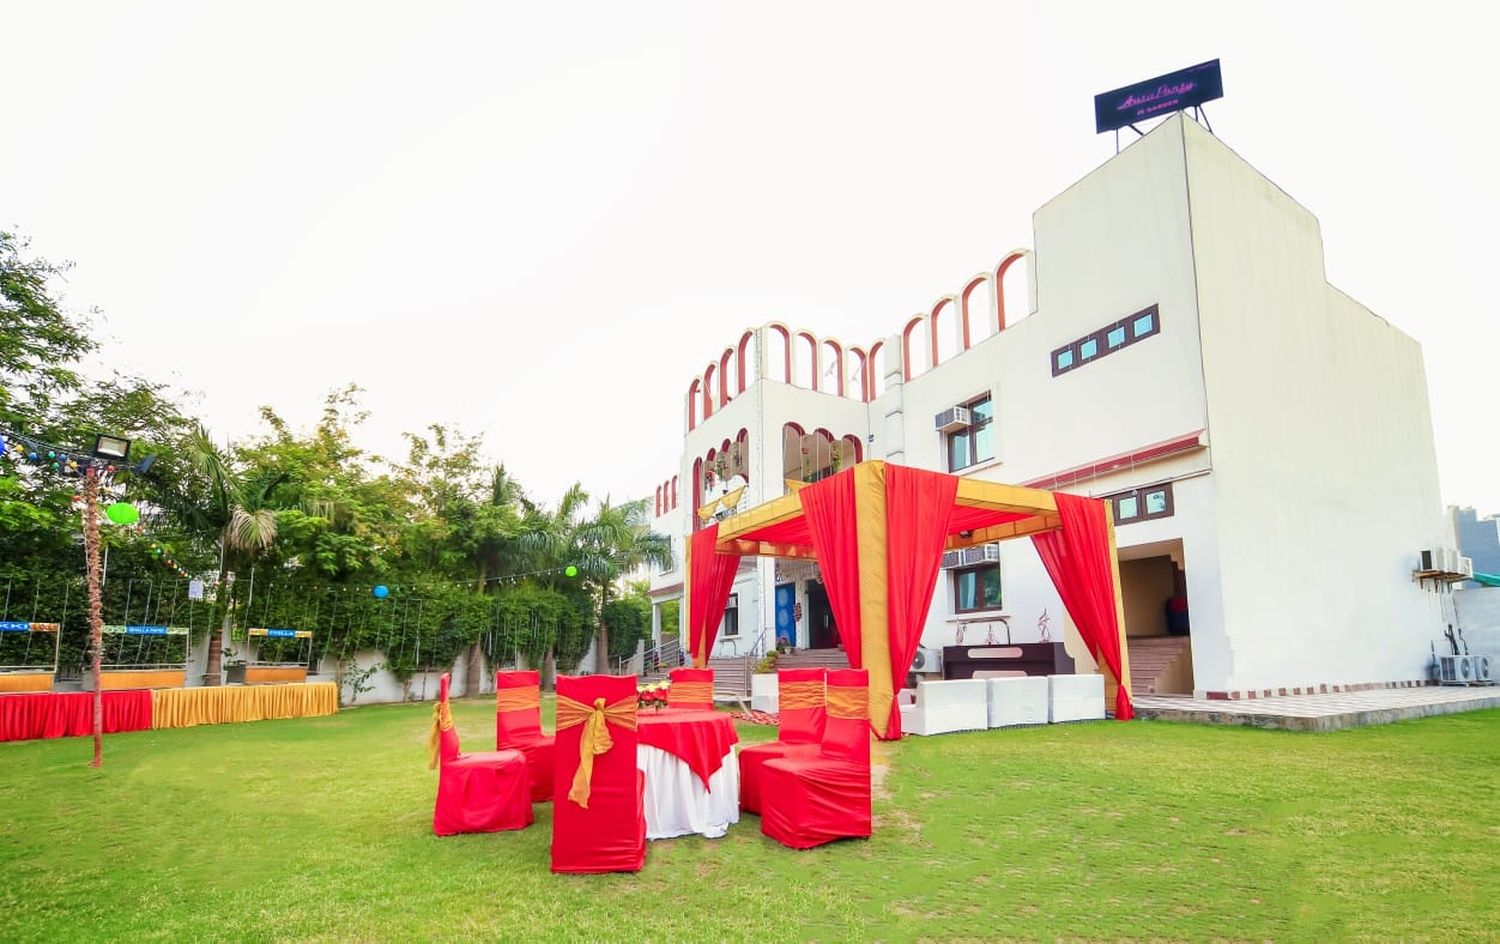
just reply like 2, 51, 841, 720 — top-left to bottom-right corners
495, 670, 555, 802
667, 667, 713, 710
550, 674, 646, 874
428, 673, 533, 837
759, 668, 871, 849
738, 667, 826, 814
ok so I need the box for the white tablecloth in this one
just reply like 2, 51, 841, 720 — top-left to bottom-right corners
637, 745, 739, 840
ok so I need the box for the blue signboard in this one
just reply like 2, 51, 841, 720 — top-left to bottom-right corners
1095, 60, 1223, 134
0, 621, 30, 633
266, 628, 296, 639
125, 625, 168, 636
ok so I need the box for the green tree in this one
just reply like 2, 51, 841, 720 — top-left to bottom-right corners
0, 232, 95, 424
572, 497, 671, 673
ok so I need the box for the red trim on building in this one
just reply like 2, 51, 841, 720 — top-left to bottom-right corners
1021, 430, 1206, 491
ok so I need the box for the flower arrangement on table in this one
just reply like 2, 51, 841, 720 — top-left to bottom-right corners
637, 680, 670, 712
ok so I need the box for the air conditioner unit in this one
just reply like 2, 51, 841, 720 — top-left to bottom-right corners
1419, 548, 1440, 573
1475, 653, 1493, 682
934, 405, 971, 433
960, 543, 1002, 567
1437, 654, 1476, 685
1458, 556, 1475, 580
910, 648, 943, 674
940, 549, 964, 570
1442, 547, 1461, 575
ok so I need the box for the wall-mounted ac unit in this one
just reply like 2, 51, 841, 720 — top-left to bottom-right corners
1475, 653, 1493, 682
1419, 548, 1441, 572
1436, 654, 1476, 685
940, 549, 964, 570
960, 543, 1002, 567
934, 405, 971, 433
910, 648, 943, 674
1458, 556, 1475, 580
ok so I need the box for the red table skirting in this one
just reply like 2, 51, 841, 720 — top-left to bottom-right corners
637, 709, 739, 788
0, 690, 153, 743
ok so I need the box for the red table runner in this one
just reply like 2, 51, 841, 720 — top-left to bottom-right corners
637, 710, 738, 788
0, 690, 153, 742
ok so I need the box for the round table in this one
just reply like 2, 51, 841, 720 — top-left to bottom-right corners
636, 709, 740, 840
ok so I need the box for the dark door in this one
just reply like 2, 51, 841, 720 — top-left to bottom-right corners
806, 580, 838, 649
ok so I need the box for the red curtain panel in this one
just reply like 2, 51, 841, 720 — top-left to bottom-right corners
737, 667, 826, 814
1031, 493, 1135, 720
430, 674, 533, 837
495, 670, 556, 803
797, 469, 864, 663
883, 465, 959, 739
688, 524, 741, 664
550, 674, 646, 874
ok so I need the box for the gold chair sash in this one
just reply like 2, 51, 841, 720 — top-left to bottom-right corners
555, 694, 637, 808
825, 686, 867, 720
669, 681, 712, 705
496, 687, 540, 713
427, 698, 455, 770
778, 681, 824, 711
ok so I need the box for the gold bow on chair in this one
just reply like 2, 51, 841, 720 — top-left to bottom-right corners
426, 698, 455, 770
555, 694, 637, 808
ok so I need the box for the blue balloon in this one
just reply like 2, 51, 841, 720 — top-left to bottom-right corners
372, 585, 389, 599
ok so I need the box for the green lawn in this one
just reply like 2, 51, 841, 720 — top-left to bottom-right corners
1, 698, 1496, 943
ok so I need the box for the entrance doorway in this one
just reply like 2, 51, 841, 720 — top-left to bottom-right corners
1118, 541, 1193, 695
806, 580, 838, 649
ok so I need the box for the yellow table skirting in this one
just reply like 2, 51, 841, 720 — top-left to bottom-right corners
0, 672, 54, 693
152, 682, 339, 730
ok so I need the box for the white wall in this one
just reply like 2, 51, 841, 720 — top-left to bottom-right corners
1184, 116, 1448, 692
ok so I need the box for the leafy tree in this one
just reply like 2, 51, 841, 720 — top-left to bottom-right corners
0, 232, 95, 424
572, 497, 671, 673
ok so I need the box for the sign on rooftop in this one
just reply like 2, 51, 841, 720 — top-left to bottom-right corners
1094, 60, 1223, 134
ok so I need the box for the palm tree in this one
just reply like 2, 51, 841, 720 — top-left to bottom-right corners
572, 497, 672, 673
462, 464, 527, 693
156, 424, 284, 685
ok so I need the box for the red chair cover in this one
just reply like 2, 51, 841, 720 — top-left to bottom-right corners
667, 667, 713, 710
495, 670, 556, 802
738, 668, 826, 814
550, 674, 646, 874
429, 674, 533, 837
0, 690, 152, 742
760, 668, 872, 849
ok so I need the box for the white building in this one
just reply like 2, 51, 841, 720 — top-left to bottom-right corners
647, 114, 1452, 700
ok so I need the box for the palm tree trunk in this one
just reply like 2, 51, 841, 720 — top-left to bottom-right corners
595, 587, 610, 674
464, 642, 483, 696
204, 558, 232, 686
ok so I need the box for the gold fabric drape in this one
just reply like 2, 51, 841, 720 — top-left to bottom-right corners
668, 681, 712, 706
151, 682, 338, 730
554, 695, 637, 809
778, 681, 824, 711
496, 688, 540, 712
427, 697, 455, 769
825, 686, 867, 721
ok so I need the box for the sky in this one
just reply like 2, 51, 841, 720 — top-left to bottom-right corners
3, 2, 1498, 514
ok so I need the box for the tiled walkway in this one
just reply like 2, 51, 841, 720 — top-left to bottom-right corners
1133, 686, 1500, 731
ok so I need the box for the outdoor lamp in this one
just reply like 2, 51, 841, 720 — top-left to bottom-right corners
91, 434, 132, 461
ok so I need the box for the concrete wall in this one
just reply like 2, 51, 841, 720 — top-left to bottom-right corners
1184, 116, 1448, 692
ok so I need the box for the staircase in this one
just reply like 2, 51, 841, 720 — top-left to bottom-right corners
774, 648, 851, 672
1128, 636, 1193, 695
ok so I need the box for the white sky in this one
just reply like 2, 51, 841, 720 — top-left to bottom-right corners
4, 2, 1497, 513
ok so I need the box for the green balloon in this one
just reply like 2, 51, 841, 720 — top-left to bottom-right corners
564, 565, 578, 578
105, 502, 140, 525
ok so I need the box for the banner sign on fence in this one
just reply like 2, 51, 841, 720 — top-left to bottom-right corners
0, 621, 59, 633
102, 625, 188, 636
248, 627, 312, 639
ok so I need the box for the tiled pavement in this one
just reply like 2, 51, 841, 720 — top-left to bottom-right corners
1133, 685, 1500, 731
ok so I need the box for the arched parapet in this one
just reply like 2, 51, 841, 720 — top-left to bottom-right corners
960, 273, 994, 346
995, 248, 1031, 331
820, 338, 846, 397
702, 363, 718, 419
847, 345, 869, 403
719, 348, 737, 408
686, 377, 702, 431
901, 315, 928, 381
764, 321, 794, 384
670, 475, 678, 510
867, 339, 887, 400
736, 330, 754, 393
794, 329, 820, 391
930, 295, 959, 367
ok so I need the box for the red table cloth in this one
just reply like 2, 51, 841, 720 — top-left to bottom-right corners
0, 690, 153, 742
637, 710, 738, 788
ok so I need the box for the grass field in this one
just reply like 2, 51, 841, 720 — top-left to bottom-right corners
1, 697, 1497, 943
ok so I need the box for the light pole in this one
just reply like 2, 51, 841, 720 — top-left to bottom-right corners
83, 434, 131, 768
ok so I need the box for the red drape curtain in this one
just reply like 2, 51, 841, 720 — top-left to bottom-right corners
1031, 493, 1134, 720
883, 464, 958, 739
797, 469, 864, 664
688, 524, 741, 665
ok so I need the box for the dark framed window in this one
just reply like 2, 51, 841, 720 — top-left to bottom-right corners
946, 395, 995, 471
721, 593, 739, 637
1052, 304, 1160, 376
1106, 482, 1174, 524
954, 565, 1002, 613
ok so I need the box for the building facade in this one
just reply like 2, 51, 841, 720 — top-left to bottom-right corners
1452, 506, 1500, 586
648, 115, 1452, 699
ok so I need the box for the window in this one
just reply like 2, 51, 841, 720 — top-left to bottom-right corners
721, 593, 739, 637
1052, 304, 1161, 376
1105, 481, 1174, 524
954, 565, 1002, 613
947, 395, 994, 471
